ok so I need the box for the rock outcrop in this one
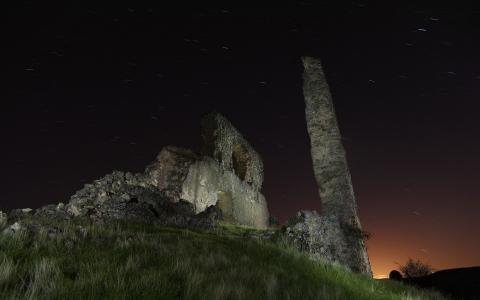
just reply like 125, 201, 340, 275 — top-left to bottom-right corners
300, 56, 372, 275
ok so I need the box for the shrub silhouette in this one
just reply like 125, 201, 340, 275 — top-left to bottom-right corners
389, 270, 403, 281
399, 258, 434, 278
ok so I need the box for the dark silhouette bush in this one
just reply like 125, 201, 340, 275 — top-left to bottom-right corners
399, 258, 434, 278
389, 270, 403, 281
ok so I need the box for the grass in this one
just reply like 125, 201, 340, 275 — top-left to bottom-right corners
0, 219, 446, 300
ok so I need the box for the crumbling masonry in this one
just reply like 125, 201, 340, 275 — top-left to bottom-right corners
144, 112, 269, 228
63, 112, 270, 229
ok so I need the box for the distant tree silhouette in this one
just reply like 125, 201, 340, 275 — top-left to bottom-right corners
398, 258, 434, 278
389, 270, 403, 280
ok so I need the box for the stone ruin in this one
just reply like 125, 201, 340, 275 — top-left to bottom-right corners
283, 57, 372, 275
1, 57, 372, 276
5, 112, 269, 230
0, 112, 268, 236
143, 112, 269, 228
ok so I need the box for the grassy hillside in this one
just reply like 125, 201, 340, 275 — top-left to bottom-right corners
0, 219, 445, 300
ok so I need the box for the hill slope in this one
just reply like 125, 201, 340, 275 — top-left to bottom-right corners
408, 267, 480, 300
0, 219, 445, 300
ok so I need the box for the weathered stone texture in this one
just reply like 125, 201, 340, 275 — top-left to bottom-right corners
144, 146, 198, 200
302, 56, 357, 220
179, 157, 269, 228
65, 171, 198, 226
302, 56, 371, 275
66, 171, 156, 221
284, 211, 371, 274
201, 112, 264, 191
144, 116, 270, 228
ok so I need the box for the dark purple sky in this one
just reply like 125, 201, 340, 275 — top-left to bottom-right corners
3, 2, 480, 276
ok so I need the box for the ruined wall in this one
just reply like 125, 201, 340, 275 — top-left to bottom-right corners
58, 111, 269, 229
179, 158, 268, 228
144, 146, 198, 200
143, 113, 269, 228
201, 112, 264, 191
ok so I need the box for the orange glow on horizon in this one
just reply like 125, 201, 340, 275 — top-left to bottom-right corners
356, 184, 480, 279
367, 229, 480, 278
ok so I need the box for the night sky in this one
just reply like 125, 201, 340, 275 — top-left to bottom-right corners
4, 2, 480, 277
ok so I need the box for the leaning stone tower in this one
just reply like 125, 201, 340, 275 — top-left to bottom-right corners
302, 56, 372, 275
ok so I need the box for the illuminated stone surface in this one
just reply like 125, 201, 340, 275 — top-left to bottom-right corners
300, 56, 371, 275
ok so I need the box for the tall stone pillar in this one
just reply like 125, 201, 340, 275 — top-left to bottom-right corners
302, 56, 372, 275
